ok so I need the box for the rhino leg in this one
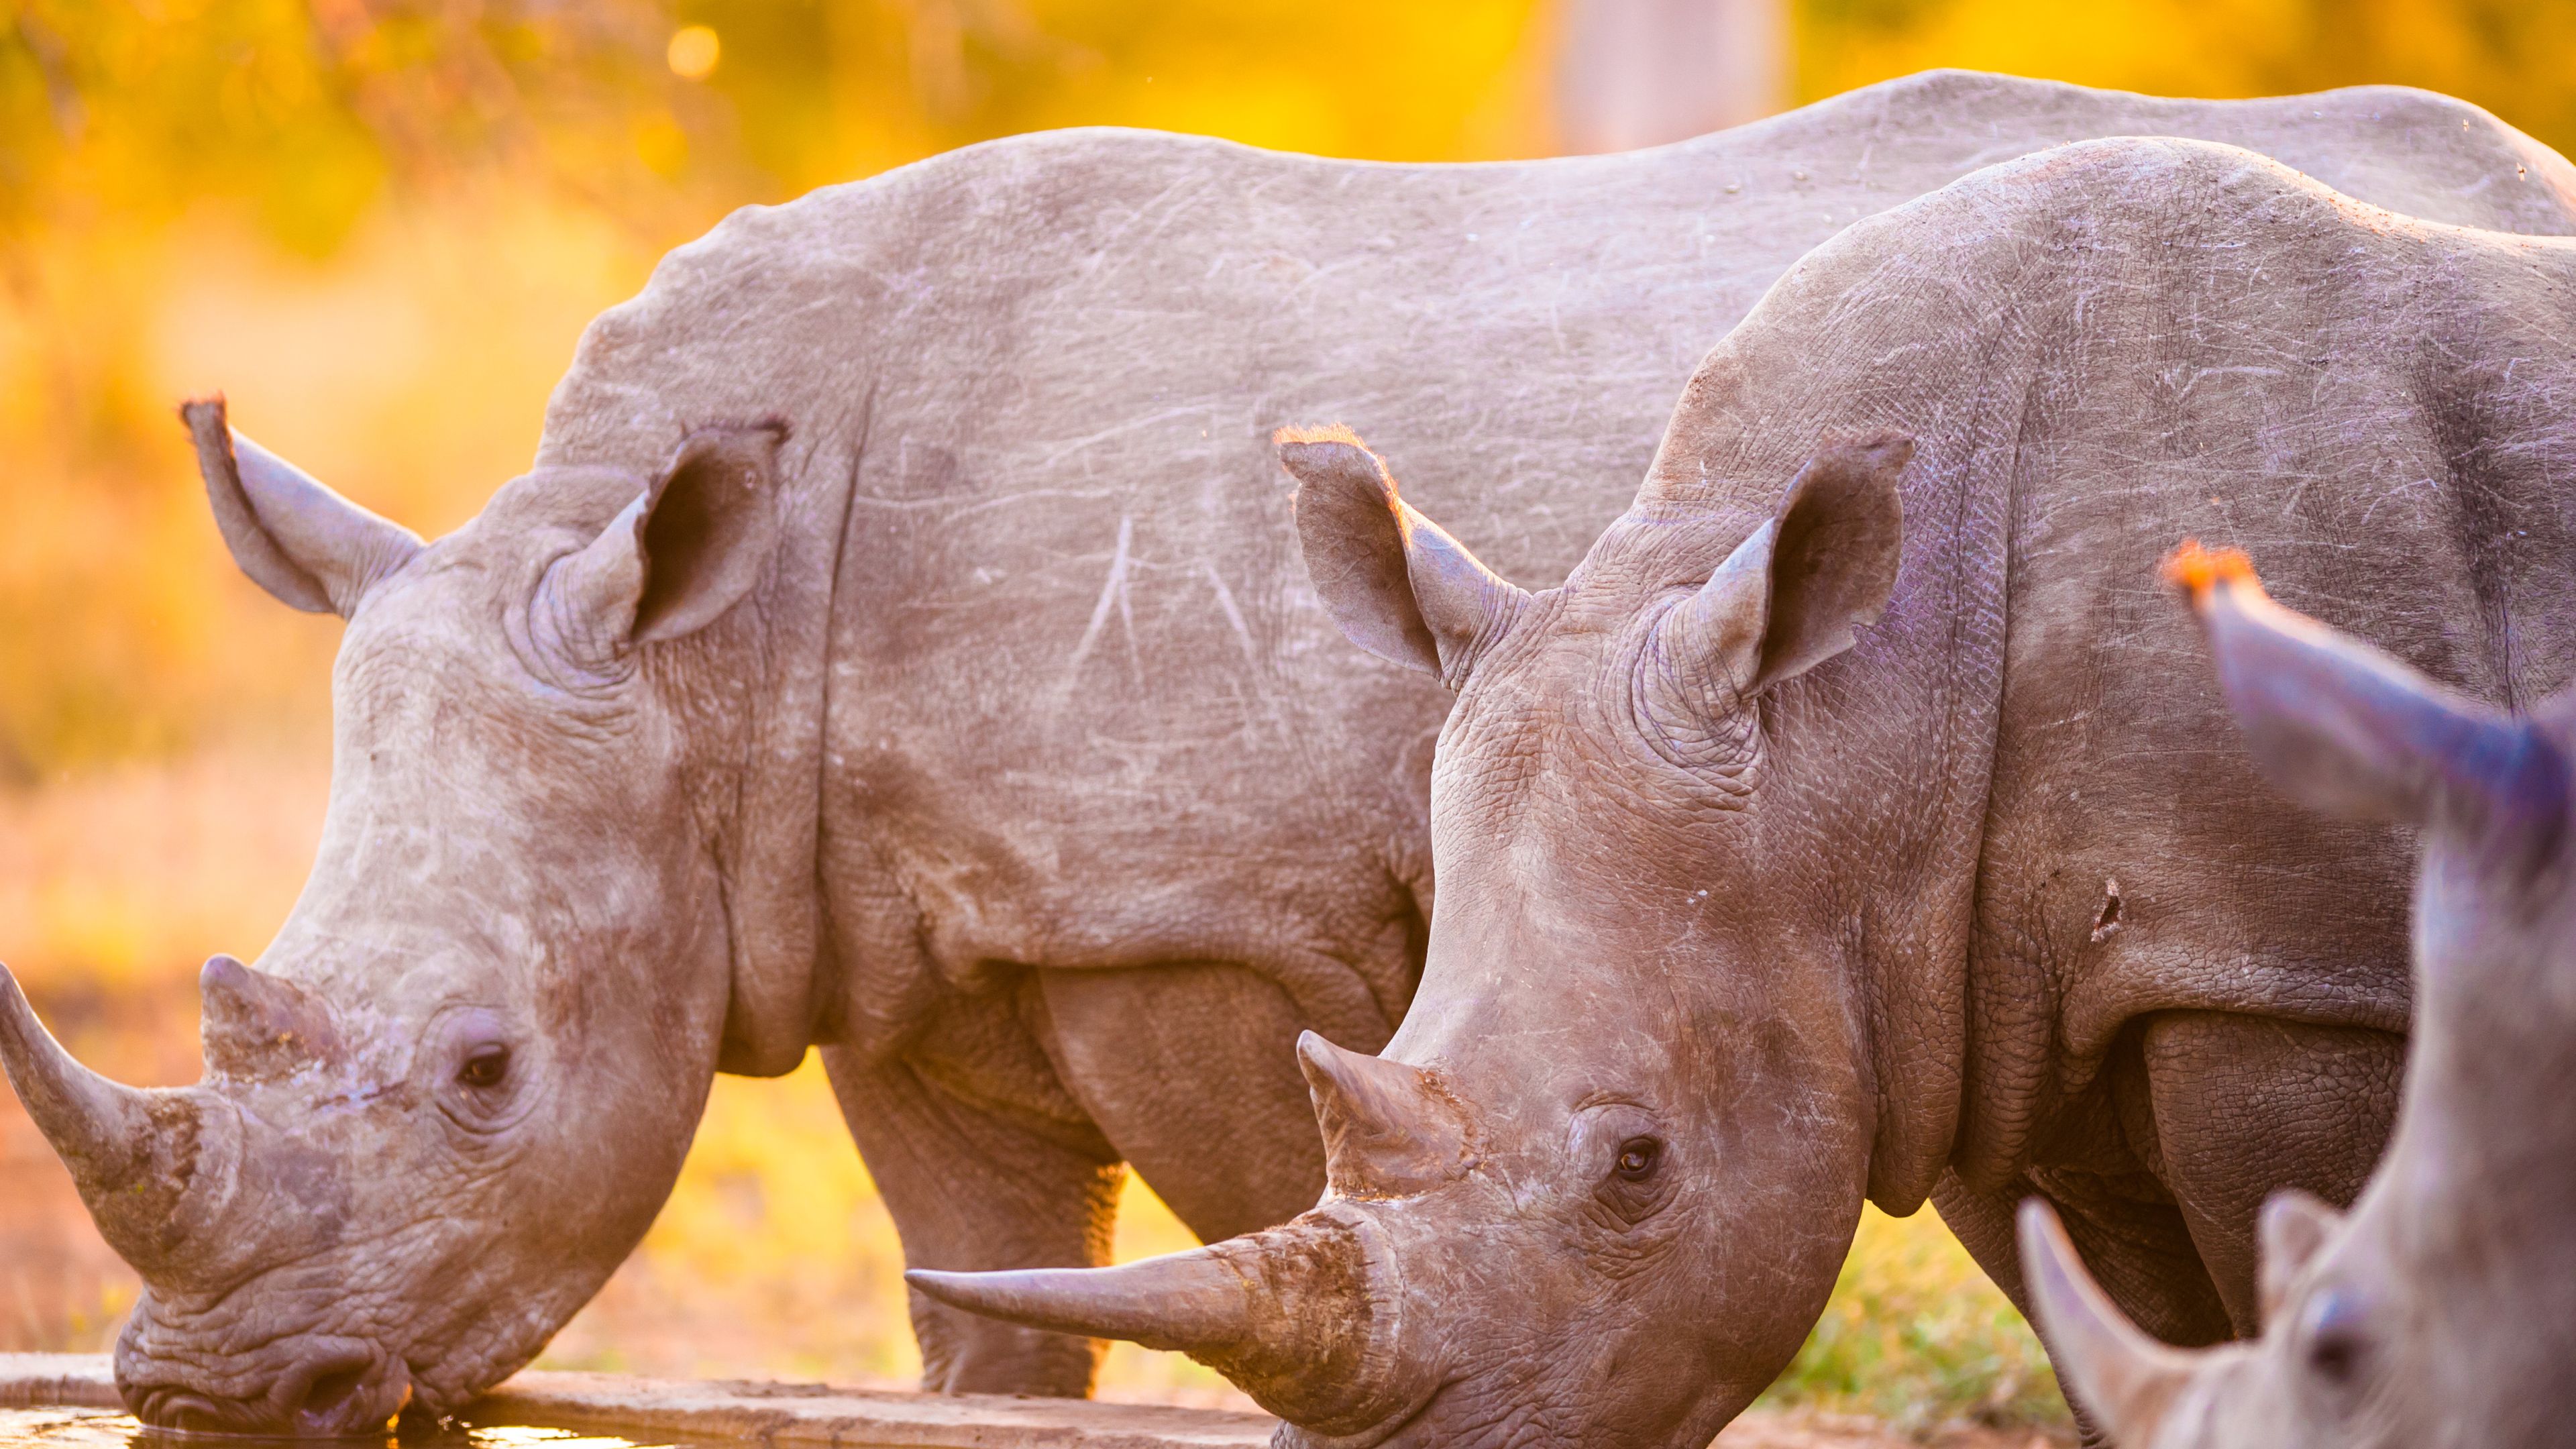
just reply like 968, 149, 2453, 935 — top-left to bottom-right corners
2135, 1011, 2405, 1334
1940, 1166, 2231, 1448
1035, 963, 1344, 1242
1929, 1169, 2033, 1312
822, 1013, 1124, 1397
1932, 1169, 2192, 1449
2023, 1165, 2239, 1339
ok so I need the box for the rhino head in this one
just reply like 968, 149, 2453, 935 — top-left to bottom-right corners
908, 427, 1916, 1446
0, 399, 789, 1434
2019, 546, 2576, 1449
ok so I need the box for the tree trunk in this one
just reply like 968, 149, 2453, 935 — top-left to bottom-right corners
1554, 0, 1787, 153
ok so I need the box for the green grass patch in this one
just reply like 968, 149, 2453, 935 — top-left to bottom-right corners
1759, 1204, 2074, 1439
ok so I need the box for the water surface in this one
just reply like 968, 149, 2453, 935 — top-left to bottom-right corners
0, 1411, 706, 1449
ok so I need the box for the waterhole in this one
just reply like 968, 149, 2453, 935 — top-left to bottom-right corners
0, 1411, 704, 1449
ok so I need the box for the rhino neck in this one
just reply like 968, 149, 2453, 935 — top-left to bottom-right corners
1645, 455, 2010, 1217
674, 437, 865, 1078
1817, 540, 2009, 1216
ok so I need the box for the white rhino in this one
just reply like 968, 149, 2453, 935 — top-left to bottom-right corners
1, 71, 2570, 1435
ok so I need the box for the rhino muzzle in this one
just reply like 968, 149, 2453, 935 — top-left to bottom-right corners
0, 961, 427, 1436
121, 1330, 416, 1438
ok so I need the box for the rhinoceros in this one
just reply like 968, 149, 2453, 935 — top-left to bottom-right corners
907, 136, 2576, 1446
2019, 547, 2576, 1449
2, 73, 2571, 1434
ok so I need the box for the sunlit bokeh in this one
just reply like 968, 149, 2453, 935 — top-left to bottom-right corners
665, 25, 720, 80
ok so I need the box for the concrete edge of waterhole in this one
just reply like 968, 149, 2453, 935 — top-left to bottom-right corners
0, 1354, 1276, 1448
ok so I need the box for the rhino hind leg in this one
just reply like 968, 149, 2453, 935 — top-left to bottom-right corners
822, 1037, 1124, 1397
2135, 1011, 2405, 1334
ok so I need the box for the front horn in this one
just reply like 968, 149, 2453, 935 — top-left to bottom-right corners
0, 964, 217, 1276
2018, 1199, 2207, 1446
908, 1214, 1399, 1430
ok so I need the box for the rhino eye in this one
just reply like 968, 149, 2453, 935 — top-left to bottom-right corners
2301, 1289, 2368, 1388
455, 1044, 511, 1090
1613, 1137, 1662, 1181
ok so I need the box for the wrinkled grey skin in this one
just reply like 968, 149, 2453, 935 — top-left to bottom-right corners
910, 137, 2576, 1448
2021, 556, 2576, 1449
4, 73, 2574, 1434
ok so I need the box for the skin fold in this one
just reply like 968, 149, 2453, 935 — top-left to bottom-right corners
914, 136, 2576, 1448
2021, 547, 2576, 1449
3, 76, 2574, 1434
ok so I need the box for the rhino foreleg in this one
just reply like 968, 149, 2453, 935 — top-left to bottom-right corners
1940, 1165, 2229, 1448
1929, 1171, 2153, 1448
822, 1040, 1125, 1397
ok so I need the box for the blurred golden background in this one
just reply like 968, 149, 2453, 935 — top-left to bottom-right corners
5, 0, 2571, 1435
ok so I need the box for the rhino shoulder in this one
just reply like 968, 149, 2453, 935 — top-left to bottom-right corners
534, 129, 1256, 471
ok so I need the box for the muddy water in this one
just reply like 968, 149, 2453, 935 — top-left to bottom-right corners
0, 1411, 710, 1449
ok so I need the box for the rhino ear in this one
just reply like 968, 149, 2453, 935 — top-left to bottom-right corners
1658, 433, 1909, 698
2256, 1189, 2343, 1329
181, 397, 424, 616
2166, 543, 2561, 833
543, 421, 787, 661
1279, 426, 1528, 689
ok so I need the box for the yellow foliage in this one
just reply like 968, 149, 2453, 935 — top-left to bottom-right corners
0, 754, 325, 1004
0, 1, 1552, 780
1764, 1205, 2068, 1433
1800, 0, 2576, 151
6, 0, 2572, 775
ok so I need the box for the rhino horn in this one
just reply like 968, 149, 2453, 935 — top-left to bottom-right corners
908, 1216, 1394, 1427
0, 964, 212, 1275
199, 953, 341, 1081
1299, 1031, 1472, 1198
908, 1248, 1263, 1354
2019, 1198, 2202, 1446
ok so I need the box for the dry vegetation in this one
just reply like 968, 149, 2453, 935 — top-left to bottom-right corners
7, 0, 2573, 1438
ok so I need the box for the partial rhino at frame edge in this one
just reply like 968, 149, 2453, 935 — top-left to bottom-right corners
2022, 545, 2576, 1449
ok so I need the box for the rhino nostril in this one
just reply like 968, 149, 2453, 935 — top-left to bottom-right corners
278, 1344, 392, 1435
152, 1391, 230, 1432
303, 1366, 368, 1422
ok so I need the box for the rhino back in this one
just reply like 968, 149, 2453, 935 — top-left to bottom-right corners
528, 82, 2575, 1043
